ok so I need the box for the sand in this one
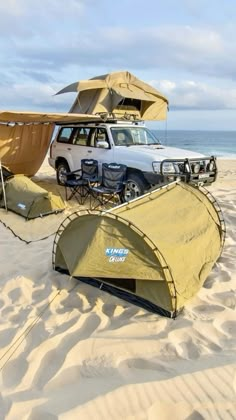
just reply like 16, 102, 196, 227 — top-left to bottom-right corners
0, 158, 236, 419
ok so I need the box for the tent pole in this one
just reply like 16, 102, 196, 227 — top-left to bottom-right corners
0, 160, 8, 212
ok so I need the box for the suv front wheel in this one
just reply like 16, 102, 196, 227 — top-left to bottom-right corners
57, 161, 70, 185
124, 173, 147, 201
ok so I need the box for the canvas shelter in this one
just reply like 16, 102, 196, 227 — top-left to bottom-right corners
0, 111, 101, 176
52, 182, 225, 317
56, 71, 169, 121
0, 174, 65, 219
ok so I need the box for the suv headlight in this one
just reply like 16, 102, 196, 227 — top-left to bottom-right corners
162, 161, 176, 173
153, 161, 177, 174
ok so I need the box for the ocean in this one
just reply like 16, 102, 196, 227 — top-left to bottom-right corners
152, 130, 236, 158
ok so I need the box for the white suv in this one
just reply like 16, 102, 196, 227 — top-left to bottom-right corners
49, 119, 217, 200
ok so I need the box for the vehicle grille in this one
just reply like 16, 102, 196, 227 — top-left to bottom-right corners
178, 163, 185, 173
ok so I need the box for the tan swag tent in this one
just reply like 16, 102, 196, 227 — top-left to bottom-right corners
56, 71, 169, 120
52, 182, 225, 317
0, 174, 64, 219
0, 111, 101, 176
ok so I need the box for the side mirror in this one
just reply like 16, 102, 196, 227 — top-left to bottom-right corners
97, 140, 109, 149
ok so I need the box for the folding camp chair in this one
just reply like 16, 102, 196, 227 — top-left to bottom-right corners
89, 162, 127, 209
64, 159, 99, 204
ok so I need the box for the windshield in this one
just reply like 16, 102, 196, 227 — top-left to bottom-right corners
111, 126, 161, 146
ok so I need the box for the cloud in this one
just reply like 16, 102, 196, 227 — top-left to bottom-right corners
1, 76, 236, 114
1, 23, 236, 81
152, 79, 236, 110
0, 0, 236, 116
0, 0, 87, 41
0, 0, 85, 18
0, 80, 73, 111
0, 0, 235, 79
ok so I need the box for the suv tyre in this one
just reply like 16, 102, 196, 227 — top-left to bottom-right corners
124, 173, 147, 201
57, 161, 70, 185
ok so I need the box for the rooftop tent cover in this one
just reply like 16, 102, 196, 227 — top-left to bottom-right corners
0, 174, 65, 219
52, 182, 225, 317
56, 71, 169, 120
0, 111, 102, 175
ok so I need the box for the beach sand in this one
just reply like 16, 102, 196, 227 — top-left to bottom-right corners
0, 158, 236, 419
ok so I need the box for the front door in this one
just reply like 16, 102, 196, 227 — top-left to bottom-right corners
86, 127, 114, 174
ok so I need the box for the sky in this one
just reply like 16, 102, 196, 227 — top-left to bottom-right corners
0, 0, 236, 130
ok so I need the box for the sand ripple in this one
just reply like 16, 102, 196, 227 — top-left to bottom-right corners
0, 159, 236, 419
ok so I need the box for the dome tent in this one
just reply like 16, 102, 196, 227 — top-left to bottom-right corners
52, 182, 225, 317
0, 174, 65, 219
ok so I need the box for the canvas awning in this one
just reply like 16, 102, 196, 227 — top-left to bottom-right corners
0, 110, 101, 124
0, 111, 101, 176
56, 71, 169, 120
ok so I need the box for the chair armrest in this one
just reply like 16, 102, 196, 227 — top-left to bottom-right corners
64, 168, 82, 181
66, 169, 82, 176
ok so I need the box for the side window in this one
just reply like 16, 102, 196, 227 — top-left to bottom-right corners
57, 127, 73, 143
72, 127, 90, 146
90, 128, 109, 148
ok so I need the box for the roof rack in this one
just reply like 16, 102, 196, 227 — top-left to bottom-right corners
57, 112, 144, 126
95, 112, 143, 123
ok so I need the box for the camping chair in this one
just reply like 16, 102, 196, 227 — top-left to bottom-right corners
89, 162, 127, 209
64, 159, 99, 204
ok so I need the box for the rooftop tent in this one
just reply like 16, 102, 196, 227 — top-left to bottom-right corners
56, 71, 169, 121
0, 174, 65, 219
0, 111, 102, 175
52, 182, 225, 317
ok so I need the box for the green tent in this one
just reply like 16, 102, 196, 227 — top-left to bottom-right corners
0, 174, 65, 219
52, 182, 225, 317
